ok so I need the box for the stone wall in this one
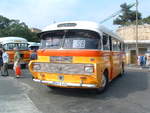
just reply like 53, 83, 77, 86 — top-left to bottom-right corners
116, 24, 150, 64
116, 24, 150, 40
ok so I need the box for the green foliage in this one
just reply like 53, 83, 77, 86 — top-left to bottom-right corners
142, 16, 150, 24
113, 3, 142, 26
0, 15, 39, 42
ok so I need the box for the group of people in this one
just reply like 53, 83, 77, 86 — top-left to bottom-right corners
0, 47, 21, 78
138, 55, 148, 66
0, 48, 38, 78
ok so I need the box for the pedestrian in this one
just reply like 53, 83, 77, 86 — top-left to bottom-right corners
145, 55, 147, 66
13, 47, 21, 78
2, 48, 9, 76
148, 56, 150, 66
0, 48, 3, 76
140, 55, 144, 66
30, 49, 37, 60
137, 55, 140, 66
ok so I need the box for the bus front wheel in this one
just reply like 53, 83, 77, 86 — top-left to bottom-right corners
96, 72, 109, 94
47, 86, 58, 90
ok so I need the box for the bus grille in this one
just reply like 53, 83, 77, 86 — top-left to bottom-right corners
33, 63, 93, 75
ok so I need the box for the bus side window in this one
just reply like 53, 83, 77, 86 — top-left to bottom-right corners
120, 42, 124, 52
98, 34, 102, 50
112, 38, 118, 51
123, 43, 125, 52
103, 33, 110, 50
116, 40, 121, 51
118, 41, 122, 51
109, 36, 112, 51
0, 44, 2, 48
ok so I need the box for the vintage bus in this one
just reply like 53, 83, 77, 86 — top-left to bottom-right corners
28, 42, 40, 55
0, 37, 30, 66
28, 42, 40, 50
29, 21, 125, 93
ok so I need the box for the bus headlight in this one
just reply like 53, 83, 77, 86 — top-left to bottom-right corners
84, 66, 94, 73
33, 63, 41, 70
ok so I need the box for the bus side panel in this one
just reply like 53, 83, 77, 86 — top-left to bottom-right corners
111, 51, 122, 79
102, 51, 112, 81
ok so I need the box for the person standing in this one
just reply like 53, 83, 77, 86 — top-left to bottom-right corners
140, 55, 143, 66
0, 48, 3, 76
144, 55, 147, 66
30, 49, 37, 60
2, 48, 9, 76
137, 55, 140, 66
13, 47, 21, 78
148, 56, 150, 66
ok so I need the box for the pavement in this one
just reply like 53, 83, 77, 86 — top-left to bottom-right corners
0, 68, 150, 113
125, 64, 150, 71
0, 71, 41, 113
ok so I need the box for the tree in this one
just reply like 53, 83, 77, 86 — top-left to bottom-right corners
0, 15, 39, 42
142, 16, 150, 24
0, 15, 10, 29
113, 3, 142, 26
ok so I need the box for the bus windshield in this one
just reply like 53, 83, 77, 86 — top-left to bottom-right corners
40, 30, 101, 49
3, 43, 28, 50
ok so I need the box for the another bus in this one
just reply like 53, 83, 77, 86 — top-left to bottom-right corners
29, 21, 125, 93
28, 42, 40, 50
0, 37, 30, 66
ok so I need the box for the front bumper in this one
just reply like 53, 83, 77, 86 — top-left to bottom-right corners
33, 79, 96, 88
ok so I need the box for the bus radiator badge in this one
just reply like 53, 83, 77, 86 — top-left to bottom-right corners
58, 75, 64, 81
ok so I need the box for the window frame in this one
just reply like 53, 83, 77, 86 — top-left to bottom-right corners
102, 33, 110, 51
40, 30, 102, 50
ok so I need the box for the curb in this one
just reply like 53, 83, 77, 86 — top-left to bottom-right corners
125, 66, 150, 71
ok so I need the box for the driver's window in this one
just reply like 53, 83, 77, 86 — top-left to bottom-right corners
103, 33, 110, 50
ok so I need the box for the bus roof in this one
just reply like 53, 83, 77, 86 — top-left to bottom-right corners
28, 42, 40, 47
0, 37, 28, 44
40, 21, 123, 42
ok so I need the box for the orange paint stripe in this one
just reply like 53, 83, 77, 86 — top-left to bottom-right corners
6, 50, 30, 59
38, 49, 104, 57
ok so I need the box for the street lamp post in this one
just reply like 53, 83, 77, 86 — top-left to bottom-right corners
135, 0, 139, 64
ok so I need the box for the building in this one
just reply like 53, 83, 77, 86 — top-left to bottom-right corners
30, 28, 41, 33
116, 24, 150, 64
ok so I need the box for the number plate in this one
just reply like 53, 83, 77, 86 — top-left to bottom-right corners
52, 81, 67, 86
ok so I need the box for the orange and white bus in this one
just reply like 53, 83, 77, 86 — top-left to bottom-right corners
29, 21, 125, 93
28, 42, 40, 50
0, 37, 30, 67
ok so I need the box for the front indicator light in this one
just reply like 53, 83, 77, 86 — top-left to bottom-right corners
84, 66, 94, 73
80, 76, 87, 80
33, 64, 41, 70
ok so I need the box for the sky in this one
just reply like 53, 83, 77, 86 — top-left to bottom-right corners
0, 0, 149, 31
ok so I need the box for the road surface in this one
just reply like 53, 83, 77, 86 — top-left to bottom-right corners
0, 68, 150, 113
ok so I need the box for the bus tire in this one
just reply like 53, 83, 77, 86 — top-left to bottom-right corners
96, 71, 109, 94
47, 86, 57, 90
21, 64, 26, 69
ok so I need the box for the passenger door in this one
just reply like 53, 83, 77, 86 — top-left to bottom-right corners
111, 38, 121, 78
102, 33, 112, 80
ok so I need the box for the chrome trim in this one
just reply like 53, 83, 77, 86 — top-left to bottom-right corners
33, 63, 94, 75
33, 79, 96, 88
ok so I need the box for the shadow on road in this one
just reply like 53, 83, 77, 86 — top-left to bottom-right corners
48, 70, 149, 100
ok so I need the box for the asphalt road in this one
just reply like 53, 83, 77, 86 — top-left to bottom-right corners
0, 68, 150, 113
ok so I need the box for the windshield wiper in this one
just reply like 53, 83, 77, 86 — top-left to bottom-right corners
60, 30, 68, 48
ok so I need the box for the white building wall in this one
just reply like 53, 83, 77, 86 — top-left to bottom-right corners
116, 25, 150, 64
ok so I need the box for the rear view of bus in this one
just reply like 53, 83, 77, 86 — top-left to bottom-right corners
29, 21, 125, 93
0, 37, 30, 66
